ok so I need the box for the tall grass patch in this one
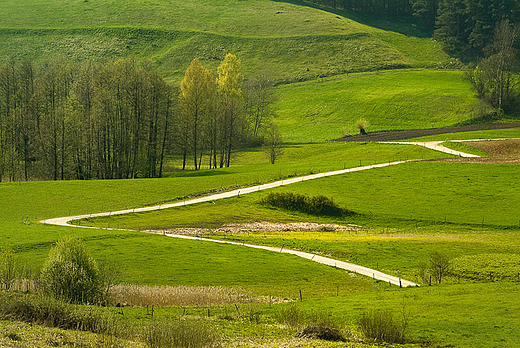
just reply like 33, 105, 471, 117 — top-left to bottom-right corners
358, 309, 407, 343
109, 284, 255, 307
143, 319, 221, 348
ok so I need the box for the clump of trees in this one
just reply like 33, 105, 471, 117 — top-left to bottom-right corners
466, 20, 520, 115
0, 54, 276, 181
304, 0, 520, 61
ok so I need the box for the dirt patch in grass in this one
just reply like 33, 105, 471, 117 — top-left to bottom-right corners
335, 122, 520, 142
150, 222, 364, 236
438, 139, 520, 164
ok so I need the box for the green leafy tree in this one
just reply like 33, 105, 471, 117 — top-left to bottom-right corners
216, 53, 245, 168
40, 238, 102, 304
179, 58, 215, 170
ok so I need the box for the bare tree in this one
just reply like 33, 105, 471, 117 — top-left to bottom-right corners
429, 252, 451, 284
244, 73, 276, 138
0, 248, 17, 290
264, 123, 284, 164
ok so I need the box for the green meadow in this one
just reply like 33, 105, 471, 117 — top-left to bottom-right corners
274, 69, 481, 142
1, 0, 520, 347
1, 143, 444, 298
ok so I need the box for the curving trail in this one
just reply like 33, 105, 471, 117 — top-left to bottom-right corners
384, 141, 480, 158
40, 140, 486, 288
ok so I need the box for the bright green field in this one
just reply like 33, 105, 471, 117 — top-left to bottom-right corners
1, 143, 445, 297
86, 160, 520, 280
298, 282, 520, 347
273, 69, 480, 142
0, 0, 450, 83
95, 161, 520, 229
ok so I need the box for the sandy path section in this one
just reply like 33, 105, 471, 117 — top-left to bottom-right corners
384, 141, 480, 158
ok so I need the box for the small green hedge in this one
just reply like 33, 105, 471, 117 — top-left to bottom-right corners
260, 192, 352, 217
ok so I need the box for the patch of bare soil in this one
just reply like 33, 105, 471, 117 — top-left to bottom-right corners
151, 222, 365, 236
438, 139, 520, 164
336, 122, 520, 142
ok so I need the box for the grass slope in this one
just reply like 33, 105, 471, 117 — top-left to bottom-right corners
273, 69, 481, 142
0, 0, 450, 83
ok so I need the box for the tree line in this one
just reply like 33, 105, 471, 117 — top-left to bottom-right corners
304, 0, 520, 60
0, 54, 276, 181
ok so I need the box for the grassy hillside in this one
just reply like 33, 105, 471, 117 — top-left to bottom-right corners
0, 0, 450, 83
273, 69, 482, 142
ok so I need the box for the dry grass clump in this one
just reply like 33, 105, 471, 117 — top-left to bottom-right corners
109, 285, 256, 307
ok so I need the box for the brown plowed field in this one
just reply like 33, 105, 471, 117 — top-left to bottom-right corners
336, 122, 520, 142
439, 139, 520, 164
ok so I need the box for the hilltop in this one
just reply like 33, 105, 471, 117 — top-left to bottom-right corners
0, 0, 451, 83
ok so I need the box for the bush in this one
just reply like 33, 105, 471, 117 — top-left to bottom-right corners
260, 192, 352, 217
143, 319, 221, 348
358, 309, 406, 344
40, 238, 102, 304
296, 316, 345, 342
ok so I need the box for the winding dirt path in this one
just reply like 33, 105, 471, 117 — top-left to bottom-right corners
41, 140, 486, 288
385, 141, 480, 158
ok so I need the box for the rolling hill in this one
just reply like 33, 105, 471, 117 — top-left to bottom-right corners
0, 0, 451, 83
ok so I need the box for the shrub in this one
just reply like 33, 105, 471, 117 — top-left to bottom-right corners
260, 192, 352, 217
358, 309, 406, 344
296, 317, 345, 342
143, 319, 221, 348
356, 118, 370, 135
40, 238, 102, 304
275, 305, 307, 327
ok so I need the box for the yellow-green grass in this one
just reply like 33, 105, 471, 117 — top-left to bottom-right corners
273, 69, 479, 142
0, 320, 144, 348
107, 282, 520, 347
0, 0, 450, 83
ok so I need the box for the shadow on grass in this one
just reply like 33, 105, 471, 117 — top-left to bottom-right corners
273, 0, 429, 38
